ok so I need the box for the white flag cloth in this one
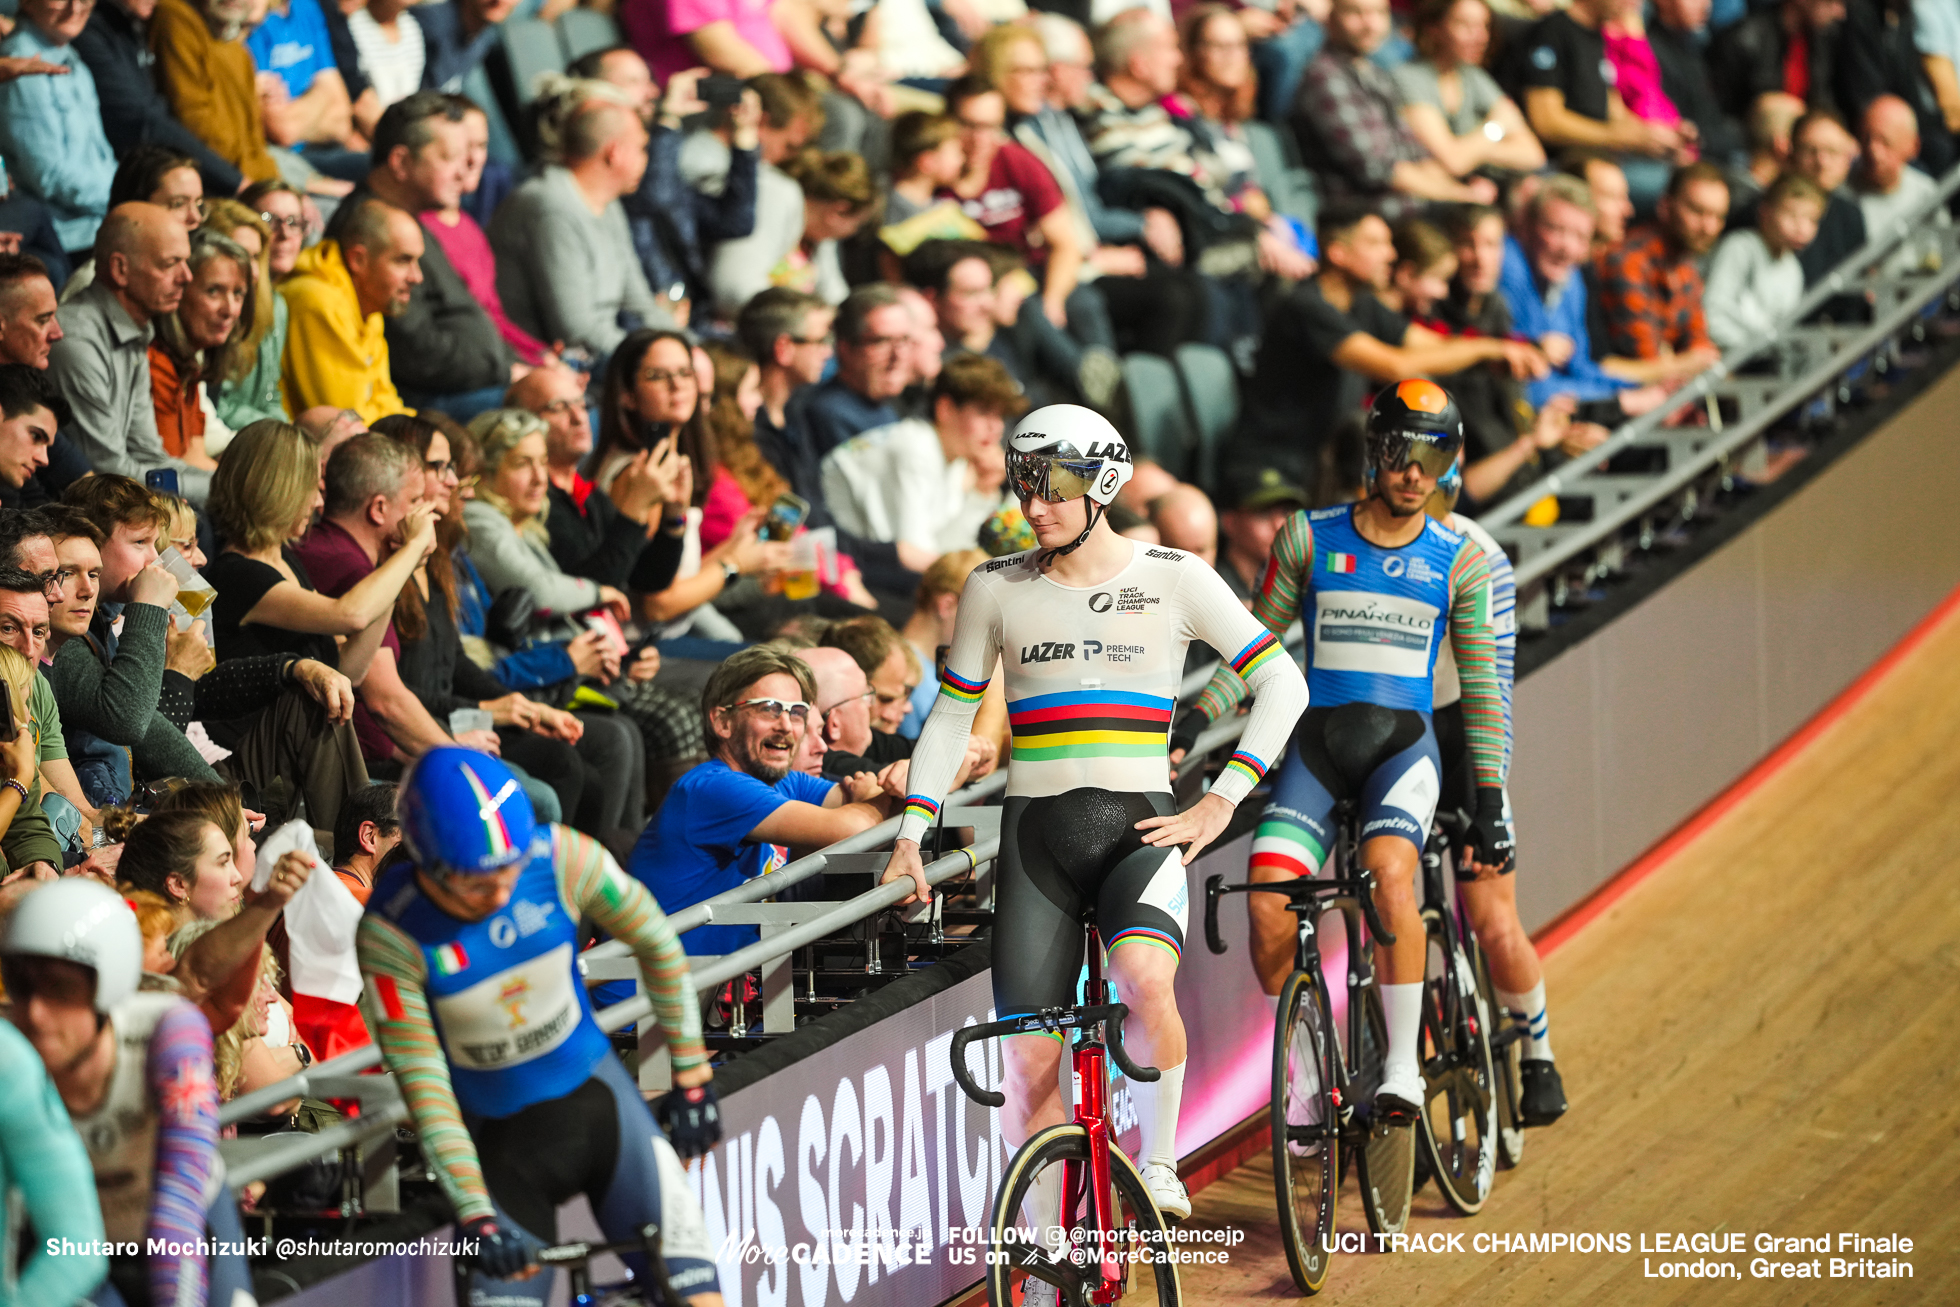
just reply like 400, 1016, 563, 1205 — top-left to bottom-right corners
262, 819, 364, 1006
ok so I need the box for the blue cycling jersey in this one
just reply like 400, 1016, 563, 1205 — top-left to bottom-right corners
1298, 505, 1479, 713
366, 842, 611, 1118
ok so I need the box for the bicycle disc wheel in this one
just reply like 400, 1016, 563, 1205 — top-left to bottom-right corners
1351, 982, 1417, 1237
1416, 909, 1497, 1216
1271, 969, 1337, 1294
986, 1123, 1181, 1307
1474, 944, 1527, 1168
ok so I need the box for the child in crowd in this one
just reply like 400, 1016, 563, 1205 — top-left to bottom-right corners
1379, 220, 1459, 326
880, 112, 986, 260
128, 888, 188, 977
1704, 173, 1826, 351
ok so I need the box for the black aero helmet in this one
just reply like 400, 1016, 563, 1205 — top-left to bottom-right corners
1366, 379, 1464, 480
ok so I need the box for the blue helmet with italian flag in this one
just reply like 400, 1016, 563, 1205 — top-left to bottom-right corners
399, 746, 540, 874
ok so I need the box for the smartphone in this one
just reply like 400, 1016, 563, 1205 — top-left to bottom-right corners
763, 491, 811, 542
581, 608, 631, 659
145, 468, 180, 497
0, 680, 17, 744
700, 74, 745, 110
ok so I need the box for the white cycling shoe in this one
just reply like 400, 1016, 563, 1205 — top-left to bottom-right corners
1375, 1066, 1426, 1125
1141, 1162, 1191, 1221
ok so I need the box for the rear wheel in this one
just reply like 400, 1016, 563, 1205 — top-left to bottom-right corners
986, 1124, 1181, 1307
1416, 908, 1497, 1215
1350, 982, 1416, 1237
1271, 968, 1337, 1294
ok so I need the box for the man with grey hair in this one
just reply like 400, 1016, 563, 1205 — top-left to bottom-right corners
352, 90, 522, 420
490, 79, 672, 365
48, 203, 213, 503
280, 194, 421, 423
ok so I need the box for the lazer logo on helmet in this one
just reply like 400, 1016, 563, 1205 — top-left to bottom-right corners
1085, 440, 1130, 463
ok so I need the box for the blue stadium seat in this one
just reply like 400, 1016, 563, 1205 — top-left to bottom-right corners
1174, 343, 1239, 494
501, 18, 566, 106
1121, 353, 1196, 479
557, 8, 623, 64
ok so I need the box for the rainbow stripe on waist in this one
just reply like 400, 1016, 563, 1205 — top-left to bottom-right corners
1007, 688, 1175, 761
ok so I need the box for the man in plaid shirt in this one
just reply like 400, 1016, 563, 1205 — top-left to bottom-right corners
1593, 161, 1730, 385
1290, 0, 1494, 221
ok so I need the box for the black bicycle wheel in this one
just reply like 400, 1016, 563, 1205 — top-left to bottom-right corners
986, 1123, 1181, 1307
1272, 968, 1337, 1294
1473, 943, 1527, 1168
1350, 981, 1417, 1237
1416, 908, 1497, 1215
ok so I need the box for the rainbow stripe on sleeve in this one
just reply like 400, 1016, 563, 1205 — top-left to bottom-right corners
1223, 749, 1270, 787
903, 795, 941, 825
937, 668, 989, 705
1229, 630, 1283, 679
1007, 689, 1176, 761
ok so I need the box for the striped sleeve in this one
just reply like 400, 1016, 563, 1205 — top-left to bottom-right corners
1174, 557, 1308, 807
1192, 510, 1314, 725
145, 1000, 219, 1307
1445, 539, 1506, 788
555, 828, 708, 1074
897, 570, 1003, 845
355, 912, 495, 1223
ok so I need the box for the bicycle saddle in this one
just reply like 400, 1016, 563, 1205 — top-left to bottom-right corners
1322, 703, 1405, 792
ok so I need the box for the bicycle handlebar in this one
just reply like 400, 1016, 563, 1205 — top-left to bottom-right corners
1201, 871, 1398, 948
537, 1222, 661, 1266
949, 1003, 1160, 1108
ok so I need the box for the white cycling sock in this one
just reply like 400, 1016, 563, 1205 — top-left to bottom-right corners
1498, 982, 1553, 1061
1380, 982, 1424, 1097
1130, 1060, 1186, 1170
1265, 992, 1281, 1018
1022, 1165, 1063, 1253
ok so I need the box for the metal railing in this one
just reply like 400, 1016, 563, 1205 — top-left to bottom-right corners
1480, 163, 1960, 627
218, 168, 1960, 1208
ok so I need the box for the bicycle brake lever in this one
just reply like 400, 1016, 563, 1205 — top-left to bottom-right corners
1203, 874, 1228, 955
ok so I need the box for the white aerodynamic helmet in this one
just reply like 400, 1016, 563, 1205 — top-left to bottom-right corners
1004, 404, 1134, 508
1, 878, 143, 1014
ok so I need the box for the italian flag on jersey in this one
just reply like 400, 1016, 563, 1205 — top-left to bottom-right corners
1325, 552, 1357, 574
433, 942, 469, 975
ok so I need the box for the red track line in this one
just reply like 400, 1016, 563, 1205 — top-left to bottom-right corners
1530, 577, 1960, 958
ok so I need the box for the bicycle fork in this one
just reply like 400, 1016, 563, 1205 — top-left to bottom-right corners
1070, 1038, 1125, 1303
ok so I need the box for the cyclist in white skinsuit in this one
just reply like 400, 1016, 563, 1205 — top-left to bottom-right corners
1428, 466, 1567, 1124
882, 406, 1308, 1253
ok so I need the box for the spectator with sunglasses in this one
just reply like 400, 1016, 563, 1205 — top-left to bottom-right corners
627, 644, 893, 956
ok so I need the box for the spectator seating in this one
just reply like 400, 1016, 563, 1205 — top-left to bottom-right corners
557, 9, 621, 64
1174, 343, 1240, 494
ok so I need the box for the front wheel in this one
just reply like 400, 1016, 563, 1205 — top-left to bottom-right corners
986, 1124, 1181, 1307
1473, 942, 1527, 1168
1272, 968, 1338, 1295
1350, 980, 1417, 1237
1417, 908, 1497, 1215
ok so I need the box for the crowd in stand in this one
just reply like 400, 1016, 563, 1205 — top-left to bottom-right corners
0, 0, 1951, 1293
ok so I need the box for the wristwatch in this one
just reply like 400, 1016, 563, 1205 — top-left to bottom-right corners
720, 560, 740, 585
292, 1041, 313, 1070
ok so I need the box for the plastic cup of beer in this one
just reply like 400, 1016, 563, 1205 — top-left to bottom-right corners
157, 546, 216, 618
781, 532, 819, 601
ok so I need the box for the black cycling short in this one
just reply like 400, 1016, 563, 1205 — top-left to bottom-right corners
994, 789, 1190, 1021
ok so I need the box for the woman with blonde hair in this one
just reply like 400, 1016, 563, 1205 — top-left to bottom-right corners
0, 643, 62, 882
149, 229, 255, 468
200, 196, 288, 432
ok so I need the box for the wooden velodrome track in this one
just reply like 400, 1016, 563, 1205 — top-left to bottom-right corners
1167, 591, 1960, 1305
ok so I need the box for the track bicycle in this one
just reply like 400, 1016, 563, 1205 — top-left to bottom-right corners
1409, 811, 1498, 1215
1201, 800, 1416, 1295
951, 921, 1182, 1307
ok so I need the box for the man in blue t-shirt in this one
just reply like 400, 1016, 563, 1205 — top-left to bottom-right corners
628, 646, 896, 955
246, 0, 370, 181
